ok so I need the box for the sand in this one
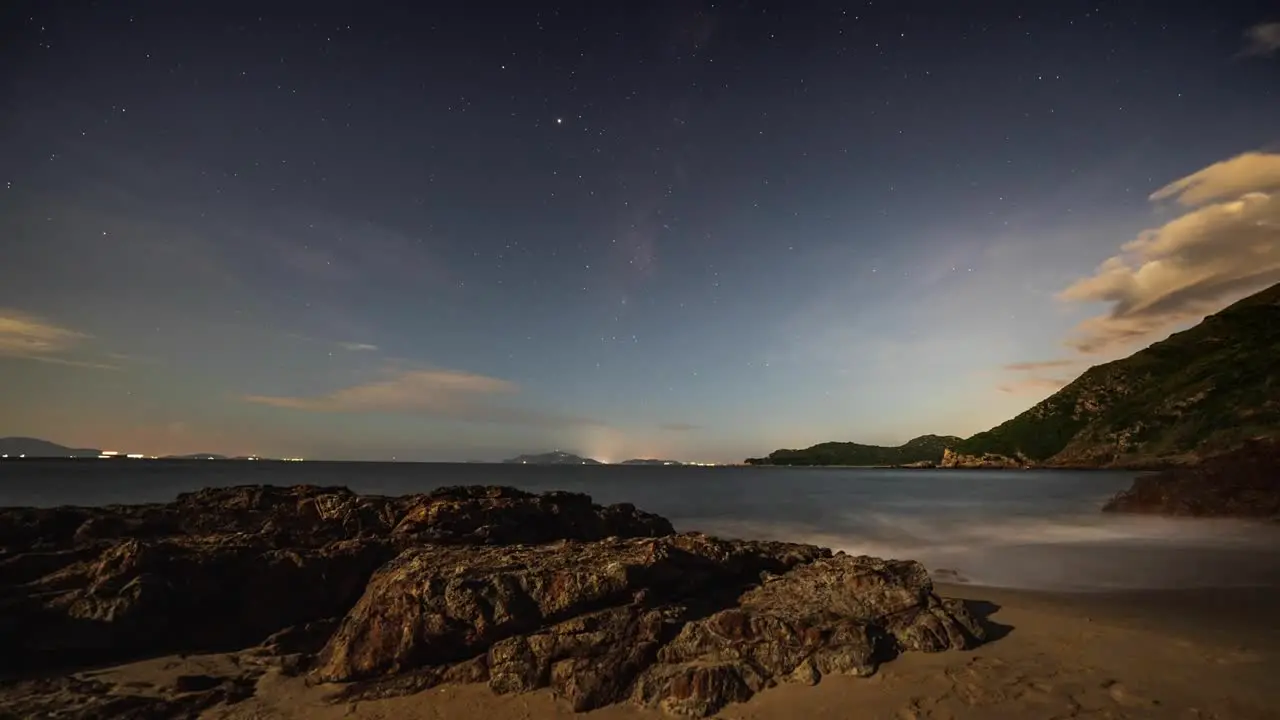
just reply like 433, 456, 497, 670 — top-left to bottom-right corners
57, 584, 1280, 720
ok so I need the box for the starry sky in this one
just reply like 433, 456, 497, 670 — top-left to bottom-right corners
2, 1, 1279, 462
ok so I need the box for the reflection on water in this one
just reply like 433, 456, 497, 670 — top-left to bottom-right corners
2, 461, 1277, 591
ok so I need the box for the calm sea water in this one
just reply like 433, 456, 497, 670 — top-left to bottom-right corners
2, 461, 1278, 592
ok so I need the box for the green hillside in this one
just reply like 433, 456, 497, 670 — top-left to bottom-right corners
952, 282, 1280, 467
746, 434, 962, 466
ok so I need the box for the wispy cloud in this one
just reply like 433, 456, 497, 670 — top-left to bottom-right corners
0, 309, 118, 370
243, 367, 599, 427
1003, 359, 1077, 372
1058, 151, 1280, 354
0, 310, 85, 355
1241, 22, 1280, 57
338, 342, 379, 352
659, 422, 702, 432
997, 376, 1070, 395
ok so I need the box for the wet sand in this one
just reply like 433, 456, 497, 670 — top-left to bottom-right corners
46, 582, 1277, 720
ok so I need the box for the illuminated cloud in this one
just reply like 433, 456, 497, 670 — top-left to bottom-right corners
244, 368, 599, 427
0, 309, 115, 369
1242, 22, 1280, 57
1148, 152, 1280, 206
339, 342, 379, 352
1059, 151, 1280, 354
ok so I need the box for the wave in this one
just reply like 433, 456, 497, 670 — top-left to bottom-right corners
673, 512, 1280, 592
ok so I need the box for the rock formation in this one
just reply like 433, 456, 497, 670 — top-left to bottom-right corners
1103, 439, 1280, 518
0, 484, 984, 718
938, 448, 1027, 469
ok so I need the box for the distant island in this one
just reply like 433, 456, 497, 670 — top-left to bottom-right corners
944, 281, 1280, 469
0, 438, 297, 462
618, 458, 684, 466
744, 434, 960, 467
502, 451, 602, 465
0, 437, 99, 458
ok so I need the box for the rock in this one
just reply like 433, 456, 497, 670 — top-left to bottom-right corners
0, 485, 984, 718
317, 536, 982, 717
0, 484, 672, 676
4, 535, 394, 675
939, 448, 1028, 469
1103, 439, 1280, 518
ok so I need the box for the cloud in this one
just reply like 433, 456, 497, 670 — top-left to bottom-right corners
0, 309, 117, 370
1242, 22, 1280, 57
1003, 360, 1077, 372
244, 368, 599, 427
1148, 152, 1280, 206
338, 342, 379, 352
659, 422, 702, 432
997, 376, 1070, 395
0, 310, 85, 355
1058, 151, 1280, 354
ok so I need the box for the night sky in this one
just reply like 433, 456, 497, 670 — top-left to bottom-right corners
2, 1, 1278, 462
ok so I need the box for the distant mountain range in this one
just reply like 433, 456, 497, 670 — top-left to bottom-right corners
502, 451, 603, 465
0, 438, 273, 461
744, 434, 961, 467
0, 437, 99, 458
946, 281, 1280, 468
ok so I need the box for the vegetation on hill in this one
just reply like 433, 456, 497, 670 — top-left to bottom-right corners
745, 434, 962, 466
952, 282, 1280, 466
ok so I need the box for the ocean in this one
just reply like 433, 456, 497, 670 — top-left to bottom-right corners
3, 460, 1278, 592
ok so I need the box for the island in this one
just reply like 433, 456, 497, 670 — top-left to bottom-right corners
0, 437, 99, 459
744, 434, 960, 467
619, 458, 684, 466
502, 451, 603, 465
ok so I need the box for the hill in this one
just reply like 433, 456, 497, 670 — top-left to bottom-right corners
0, 437, 99, 458
745, 434, 962, 467
502, 451, 602, 465
948, 282, 1280, 467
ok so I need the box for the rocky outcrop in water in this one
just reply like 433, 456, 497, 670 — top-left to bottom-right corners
0, 484, 984, 718
1103, 439, 1280, 519
938, 448, 1027, 469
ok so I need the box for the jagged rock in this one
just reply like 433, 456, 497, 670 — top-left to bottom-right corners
939, 448, 1028, 469
1103, 439, 1280, 518
2, 535, 394, 674
0, 484, 673, 557
0, 486, 984, 718
316, 535, 982, 717
0, 485, 672, 676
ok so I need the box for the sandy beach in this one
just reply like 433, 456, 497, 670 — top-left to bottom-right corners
45, 582, 1275, 720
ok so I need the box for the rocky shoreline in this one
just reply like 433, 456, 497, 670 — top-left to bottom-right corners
0, 485, 985, 718
1103, 439, 1280, 519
